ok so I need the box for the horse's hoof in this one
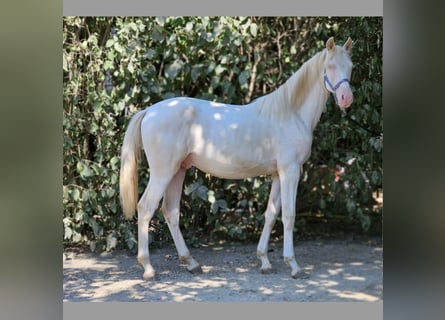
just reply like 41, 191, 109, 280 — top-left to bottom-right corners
143, 269, 156, 281
261, 267, 274, 274
188, 265, 203, 275
291, 270, 310, 279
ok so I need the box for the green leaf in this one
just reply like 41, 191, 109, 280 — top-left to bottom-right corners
63, 54, 68, 71
110, 156, 120, 170
106, 232, 118, 251
152, 29, 164, 43
144, 49, 156, 60
238, 70, 250, 85
89, 241, 96, 252
106, 188, 116, 198
155, 16, 166, 26
113, 42, 123, 53
105, 39, 114, 48
214, 65, 226, 75
208, 190, 216, 204
64, 226, 73, 240
80, 164, 93, 179
128, 22, 138, 31
185, 179, 202, 195
127, 61, 134, 74
90, 218, 103, 237
126, 232, 137, 250
191, 64, 202, 82
196, 185, 209, 201
103, 60, 114, 71
186, 21, 194, 32
72, 231, 82, 243
250, 23, 258, 37
110, 173, 118, 185
165, 60, 184, 80
72, 188, 80, 201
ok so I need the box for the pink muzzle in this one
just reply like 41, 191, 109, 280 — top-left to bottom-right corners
324, 70, 353, 109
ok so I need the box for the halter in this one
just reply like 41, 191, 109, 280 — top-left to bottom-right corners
323, 68, 350, 104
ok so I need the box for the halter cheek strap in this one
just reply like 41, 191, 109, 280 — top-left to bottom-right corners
323, 68, 350, 104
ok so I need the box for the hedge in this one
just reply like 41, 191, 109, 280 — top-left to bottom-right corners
63, 17, 382, 252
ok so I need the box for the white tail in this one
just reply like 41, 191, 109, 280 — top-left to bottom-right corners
119, 109, 147, 219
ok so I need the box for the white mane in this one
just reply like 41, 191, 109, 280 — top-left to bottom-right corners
253, 49, 327, 121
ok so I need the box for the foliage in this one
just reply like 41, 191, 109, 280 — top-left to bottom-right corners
63, 17, 382, 251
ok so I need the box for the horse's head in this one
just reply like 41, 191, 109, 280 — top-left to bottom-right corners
323, 37, 354, 109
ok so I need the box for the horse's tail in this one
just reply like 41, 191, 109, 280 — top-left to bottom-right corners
119, 109, 147, 219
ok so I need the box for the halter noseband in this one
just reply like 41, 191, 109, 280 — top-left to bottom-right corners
323, 68, 350, 104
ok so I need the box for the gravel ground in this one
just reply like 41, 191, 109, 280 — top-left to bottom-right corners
63, 238, 382, 302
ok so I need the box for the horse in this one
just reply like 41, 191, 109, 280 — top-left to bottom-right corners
119, 37, 354, 280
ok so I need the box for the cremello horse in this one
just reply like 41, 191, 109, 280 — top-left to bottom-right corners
120, 37, 354, 280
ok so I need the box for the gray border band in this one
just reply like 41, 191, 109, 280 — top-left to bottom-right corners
63, 0, 383, 16
63, 1, 382, 319
64, 302, 383, 320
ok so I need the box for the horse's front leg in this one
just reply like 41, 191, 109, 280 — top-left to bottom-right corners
278, 163, 304, 279
257, 173, 281, 273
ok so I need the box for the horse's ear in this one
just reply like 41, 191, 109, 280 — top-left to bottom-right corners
326, 37, 335, 50
344, 37, 353, 52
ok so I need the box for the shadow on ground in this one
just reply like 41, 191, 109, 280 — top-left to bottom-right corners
63, 239, 382, 302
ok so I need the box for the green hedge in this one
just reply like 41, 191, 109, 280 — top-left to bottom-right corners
63, 17, 382, 252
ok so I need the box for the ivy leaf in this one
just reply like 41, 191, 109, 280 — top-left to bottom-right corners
214, 65, 226, 75
105, 39, 114, 48
110, 156, 120, 170
72, 188, 80, 201
250, 23, 258, 37
238, 70, 250, 85
89, 218, 103, 237
144, 49, 156, 60
165, 60, 184, 80
113, 42, 123, 53
106, 232, 118, 251
191, 64, 202, 82
152, 29, 164, 43
208, 190, 216, 204
127, 61, 134, 74
63, 54, 68, 71
186, 21, 194, 32
185, 179, 202, 195
64, 226, 72, 240
196, 185, 209, 201
103, 60, 114, 71
80, 164, 93, 179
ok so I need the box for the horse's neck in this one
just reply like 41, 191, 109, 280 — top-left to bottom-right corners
295, 81, 329, 132
253, 50, 329, 132
288, 51, 330, 132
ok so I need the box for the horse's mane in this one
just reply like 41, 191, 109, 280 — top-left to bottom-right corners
254, 49, 327, 121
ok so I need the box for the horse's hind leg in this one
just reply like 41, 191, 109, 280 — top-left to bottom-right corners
162, 168, 202, 274
137, 176, 170, 280
257, 174, 281, 274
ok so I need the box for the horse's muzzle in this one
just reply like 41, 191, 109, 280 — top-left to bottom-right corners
336, 86, 353, 109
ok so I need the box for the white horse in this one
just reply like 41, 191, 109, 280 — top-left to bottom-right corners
120, 37, 354, 280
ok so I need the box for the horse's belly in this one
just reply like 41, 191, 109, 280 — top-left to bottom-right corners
182, 153, 277, 179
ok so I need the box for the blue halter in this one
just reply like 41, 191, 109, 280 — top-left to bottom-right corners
323, 68, 350, 104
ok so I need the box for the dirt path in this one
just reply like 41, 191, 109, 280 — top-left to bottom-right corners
63, 238, 382, 302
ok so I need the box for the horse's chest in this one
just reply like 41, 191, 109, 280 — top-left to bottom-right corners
294, 138, 313, 163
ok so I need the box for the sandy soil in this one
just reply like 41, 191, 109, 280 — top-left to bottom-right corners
63, 238, 382, 302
